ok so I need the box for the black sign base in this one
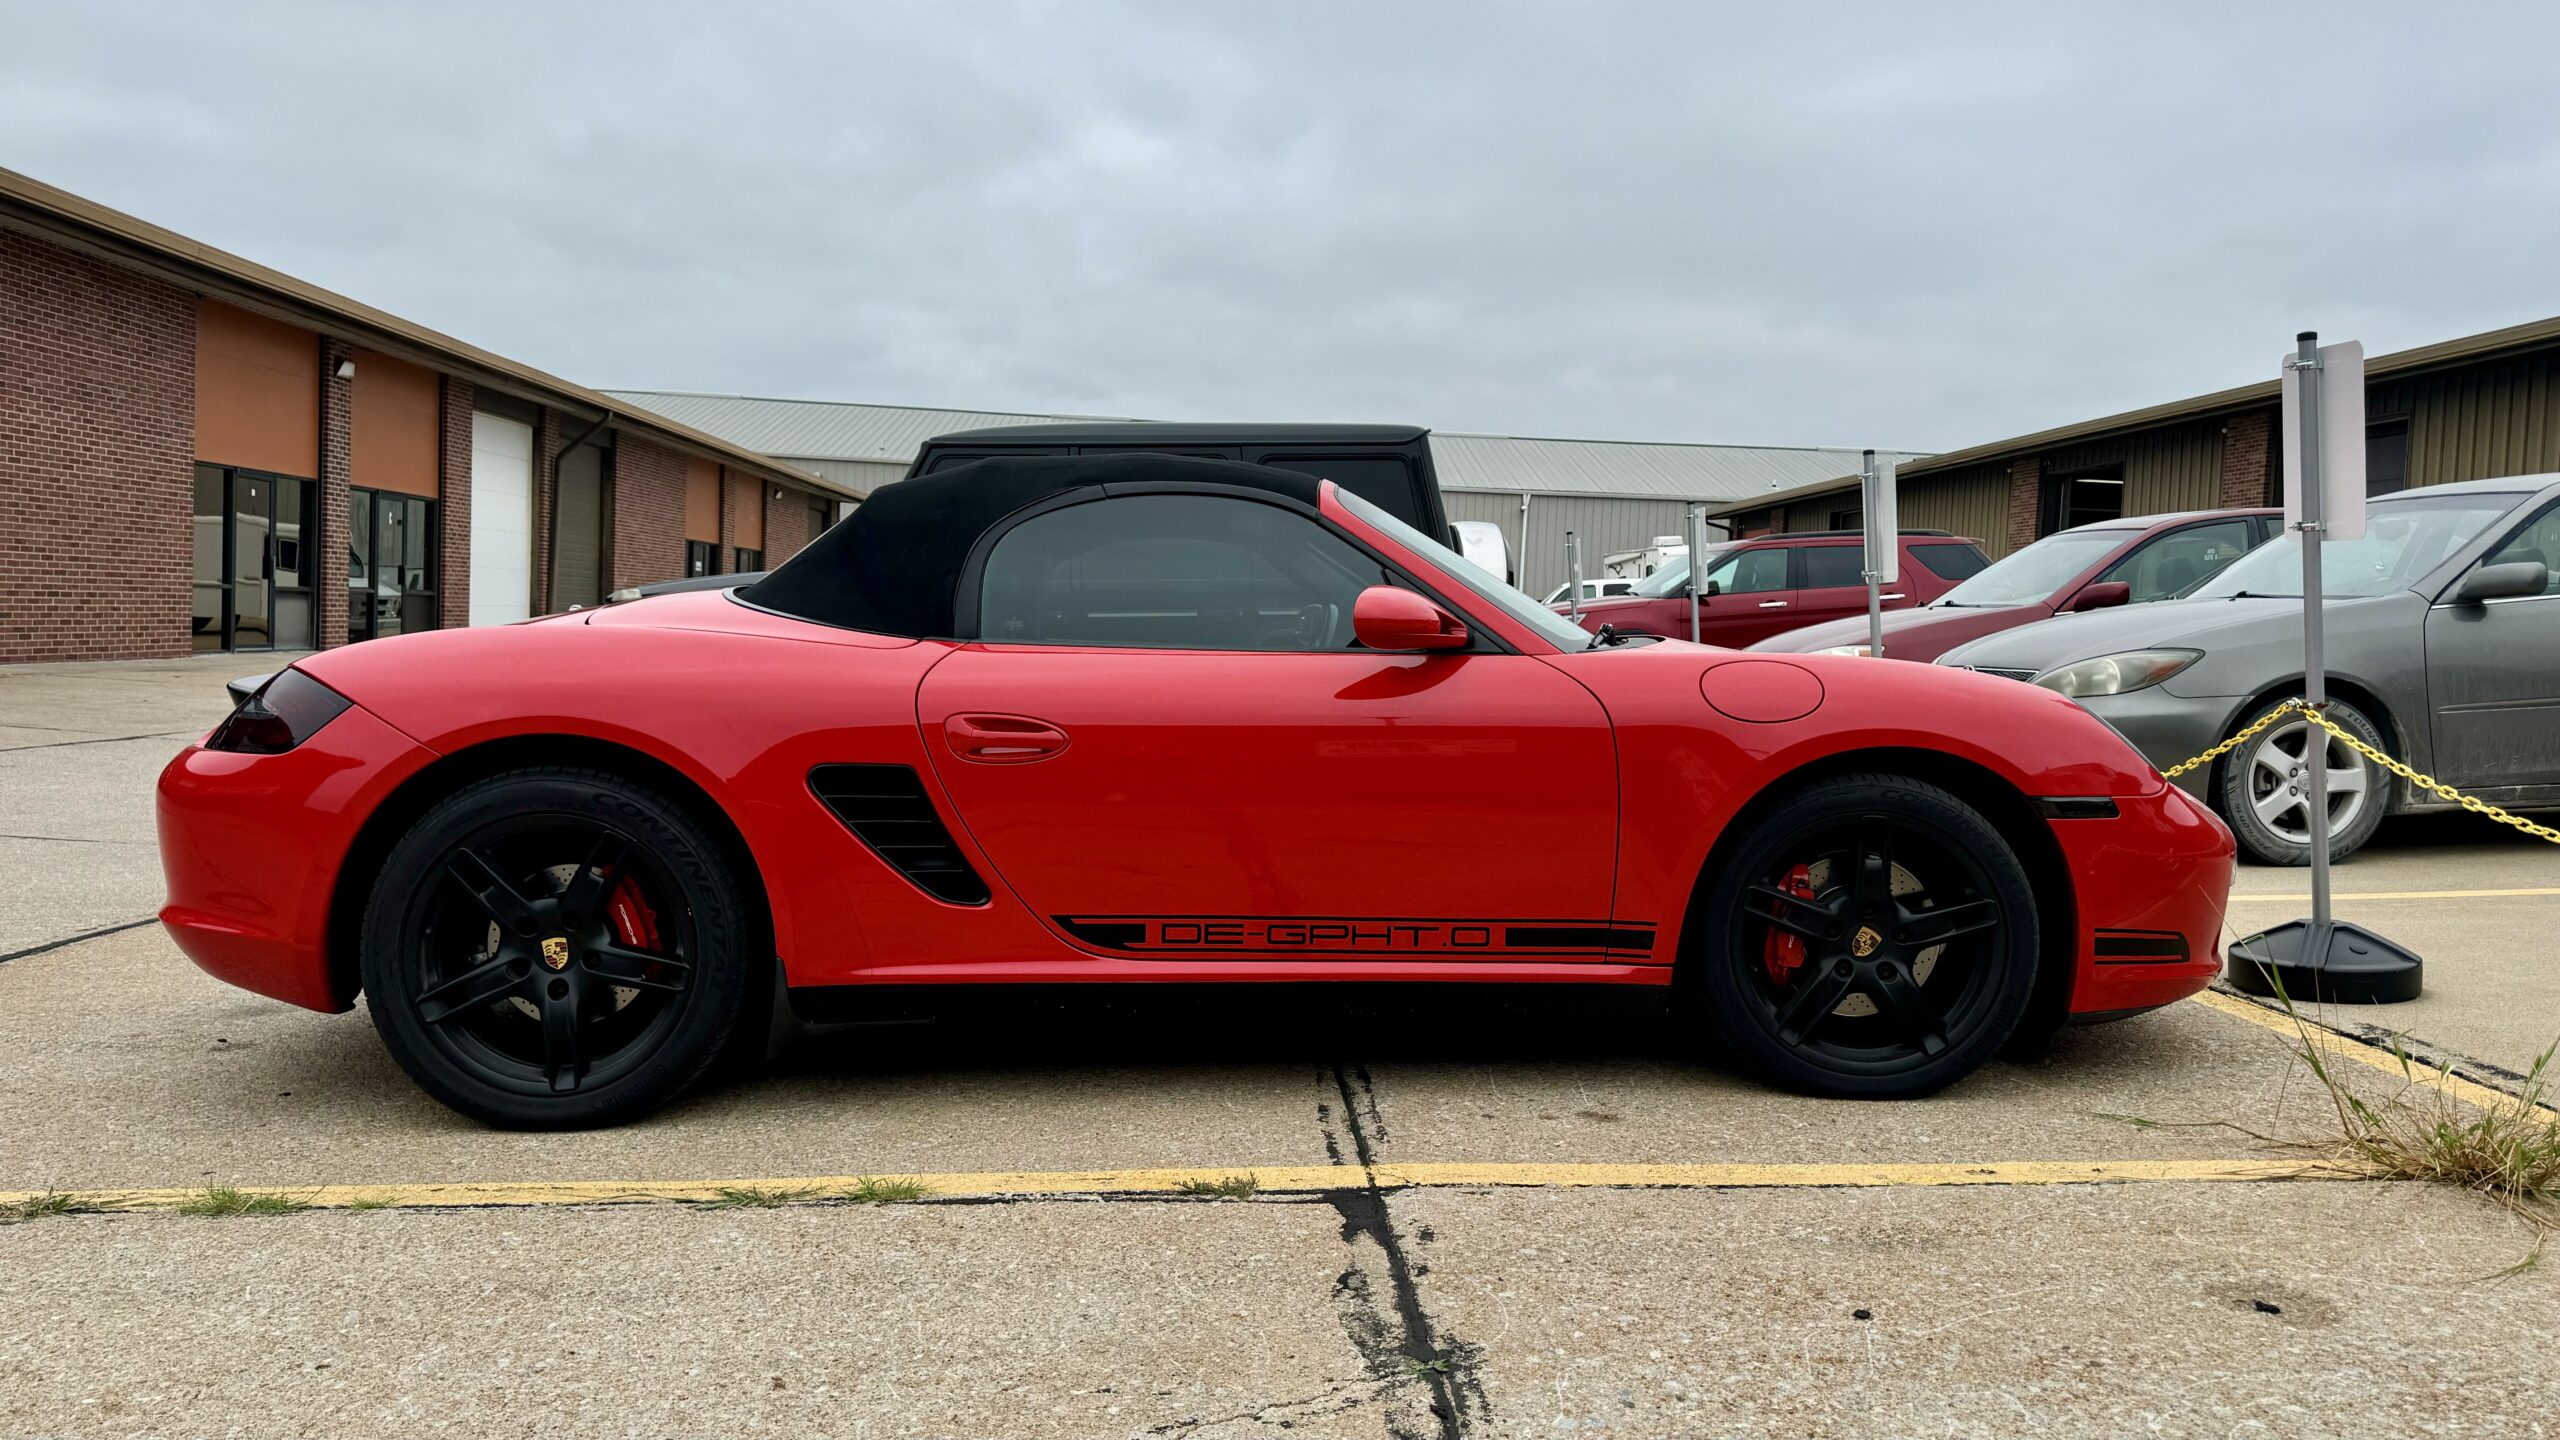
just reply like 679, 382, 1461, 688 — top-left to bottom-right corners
2225, 918, 2423, 1005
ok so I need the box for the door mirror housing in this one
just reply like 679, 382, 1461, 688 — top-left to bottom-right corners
1702, 580, 1721, 598
2454, 560, 2548, 605
1353, 586, 1470, 652
2066, 581, 2132, 613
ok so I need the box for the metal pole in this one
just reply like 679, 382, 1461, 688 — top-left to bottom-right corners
1515, 494, 1532, 591
1565, 531, 1582, 622
2294, 331, 2332, 932
1684, 502, 1705, 643
1863, 450, 1885, 659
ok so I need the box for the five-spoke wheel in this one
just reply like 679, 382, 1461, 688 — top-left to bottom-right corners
2215, 697, 2389, 866
1693, 774, 2040, 1098
362, 768, 754, 1128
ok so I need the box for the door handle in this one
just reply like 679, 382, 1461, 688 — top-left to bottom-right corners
1880, 593, 1905, 601
945, 713, 1071, 764
1757, 600, 1789, 609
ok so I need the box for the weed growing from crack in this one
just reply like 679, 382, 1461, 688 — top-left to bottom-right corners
1176, 1174, 1260, 1200
177, 1186, 310, 1217
838, 1176, 930, 1205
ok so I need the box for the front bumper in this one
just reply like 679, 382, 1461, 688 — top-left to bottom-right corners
2075, 689, 2245, 804
2054, 782, 2235, 1017
156, 703, 433, 1012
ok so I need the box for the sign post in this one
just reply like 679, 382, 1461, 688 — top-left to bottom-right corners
2227, 332, 2421, 1005
1859, 450, 1897, 658
1684, 502, 1707, 642
1564, 531, 1583, 623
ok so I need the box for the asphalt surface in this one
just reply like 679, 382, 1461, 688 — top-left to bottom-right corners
3, 655, 2555, 1438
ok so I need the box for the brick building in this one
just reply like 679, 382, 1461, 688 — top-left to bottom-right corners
1710, 316, 2560, 557
0, 167, 852, 665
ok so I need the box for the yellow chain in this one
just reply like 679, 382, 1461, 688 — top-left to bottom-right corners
2159, 698, 2560, 845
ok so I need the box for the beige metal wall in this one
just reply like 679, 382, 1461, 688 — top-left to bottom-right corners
2377, 349, 2560, 488
1445, 491, 1717, 598
2041, 417, 2224, 519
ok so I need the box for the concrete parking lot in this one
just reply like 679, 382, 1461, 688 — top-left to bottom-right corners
3, 655, 2555, 1437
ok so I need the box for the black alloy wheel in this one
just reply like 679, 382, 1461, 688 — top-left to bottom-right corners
1692, 774, 2040, 1098
362, 768, 755, 1128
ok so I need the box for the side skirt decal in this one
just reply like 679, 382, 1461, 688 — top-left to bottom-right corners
1053, 914, 1657, 961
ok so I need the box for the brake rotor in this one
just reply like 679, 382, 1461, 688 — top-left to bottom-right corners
1765, 857, 1942, 1018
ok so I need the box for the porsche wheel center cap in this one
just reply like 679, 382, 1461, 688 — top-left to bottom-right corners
540, 935, 573, 971
1850, 926, 1883, 958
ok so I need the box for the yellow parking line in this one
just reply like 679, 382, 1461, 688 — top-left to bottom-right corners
2226, 886, 2560, 902
2187, 990, 2547, 1119
0, 1158, 2351, 1214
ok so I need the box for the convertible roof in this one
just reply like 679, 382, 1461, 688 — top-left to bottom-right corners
743, 452, 1324, 638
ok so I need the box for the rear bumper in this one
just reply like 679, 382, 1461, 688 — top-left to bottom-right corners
156, 704, 432, 1012
2055, 783, 2235, 1016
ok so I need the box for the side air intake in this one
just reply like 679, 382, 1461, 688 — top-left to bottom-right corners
807, 764, 991, 905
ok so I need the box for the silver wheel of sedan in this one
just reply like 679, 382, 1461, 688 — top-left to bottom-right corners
2214, 698, 2391, 866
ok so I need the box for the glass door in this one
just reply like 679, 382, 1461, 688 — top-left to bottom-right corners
231, 473, 274, 649
193, 464, 306, 652
192, 465, 227, 653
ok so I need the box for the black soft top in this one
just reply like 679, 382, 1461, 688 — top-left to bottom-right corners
742, 452, 1326, 639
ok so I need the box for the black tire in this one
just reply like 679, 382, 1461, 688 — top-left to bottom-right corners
2213, 697, 2389, 867
360, 767, 755, 1129
1687, 774, 2041, 1099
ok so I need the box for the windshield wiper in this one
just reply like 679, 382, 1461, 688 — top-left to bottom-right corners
1587, 622, 1629, 649
2223, 590, 2298, 600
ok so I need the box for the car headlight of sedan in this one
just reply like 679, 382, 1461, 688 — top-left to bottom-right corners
2031, 649, 2202, 699
1813, 644, 1873, 657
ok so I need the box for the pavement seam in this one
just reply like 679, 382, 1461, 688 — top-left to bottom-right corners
1324, 1062, 1481, 1439
0, 728, 199, 753
0, 915, 157, 966
2190, 989, 2557, 1117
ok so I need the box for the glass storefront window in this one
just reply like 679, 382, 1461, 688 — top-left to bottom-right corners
349, 488, 437, 643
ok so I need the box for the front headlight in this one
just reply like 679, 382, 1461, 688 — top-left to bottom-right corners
1814, 644, 1872, 657
2032, 649, 2202, 699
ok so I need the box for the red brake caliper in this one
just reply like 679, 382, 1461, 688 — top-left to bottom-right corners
605, 875, 661, 952
1763, 863, 1816, 987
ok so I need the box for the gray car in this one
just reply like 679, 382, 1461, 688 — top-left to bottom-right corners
1936, 474, 2560, 865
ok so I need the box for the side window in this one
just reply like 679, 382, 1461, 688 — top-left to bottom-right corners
1255, 455, 1418, 526
1798, 546, 1866, 589
976, 493, 1391, 651
1702, 547, 1789, 595
2482, 501, 2560, 595
2100, 519, 2255, 602
1911, 543, 1989, 581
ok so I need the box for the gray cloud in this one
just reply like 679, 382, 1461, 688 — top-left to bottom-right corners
7, 1, 2558, 452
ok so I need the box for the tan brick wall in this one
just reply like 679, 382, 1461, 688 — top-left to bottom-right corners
2002, 456, 2041, 552
610, 435, 688, 592
2219, 407, 2276, 509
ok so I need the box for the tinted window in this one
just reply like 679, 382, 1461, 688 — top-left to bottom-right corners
2099, 519, 2256, 602
1798, 546, 1866, 589
2482, 500, 2560, 596
1702, 547, 1788, 595
977, 494, 1388, 650
1254, 455, 1418, 526
1911, 542, 1988, 581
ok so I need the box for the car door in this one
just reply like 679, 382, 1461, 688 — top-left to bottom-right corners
2424, 497, 2560, 787
916, 488, 1625, 963
1790, 543, 1905, 632
1691, 545, 1796, 646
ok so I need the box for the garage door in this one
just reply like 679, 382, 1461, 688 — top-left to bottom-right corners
468, 413, 533, 626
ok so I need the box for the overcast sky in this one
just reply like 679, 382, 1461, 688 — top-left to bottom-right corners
7, 3, 2558, 452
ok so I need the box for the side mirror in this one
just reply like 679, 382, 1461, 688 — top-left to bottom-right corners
2066, 581, 2132, 613
1703, 580, 1721, 598
1353, 586, 1470, 652
2454, 560, 2548, 605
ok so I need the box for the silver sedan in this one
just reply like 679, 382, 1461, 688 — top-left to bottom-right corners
1937, 475, 2560, 864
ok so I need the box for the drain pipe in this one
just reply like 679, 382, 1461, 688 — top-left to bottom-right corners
542, 411, 615, 610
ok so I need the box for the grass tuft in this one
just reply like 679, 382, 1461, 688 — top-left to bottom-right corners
177, 1186, 310, 1217
703, 1185, 823, 1209
1175, 1173, 1260, 1200
343, 1197, 393, 1212
0, 1191, 96, 1224
838, 1176, 930, 1205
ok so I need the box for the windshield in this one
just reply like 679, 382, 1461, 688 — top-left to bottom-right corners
2192, 491, 2526, 599
1632, 545, 1733, 599
1333, 489, 1598, 650
1936, 530, 2130, 607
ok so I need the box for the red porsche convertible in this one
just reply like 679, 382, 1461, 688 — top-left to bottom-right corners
159, 455, 2233, 1127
